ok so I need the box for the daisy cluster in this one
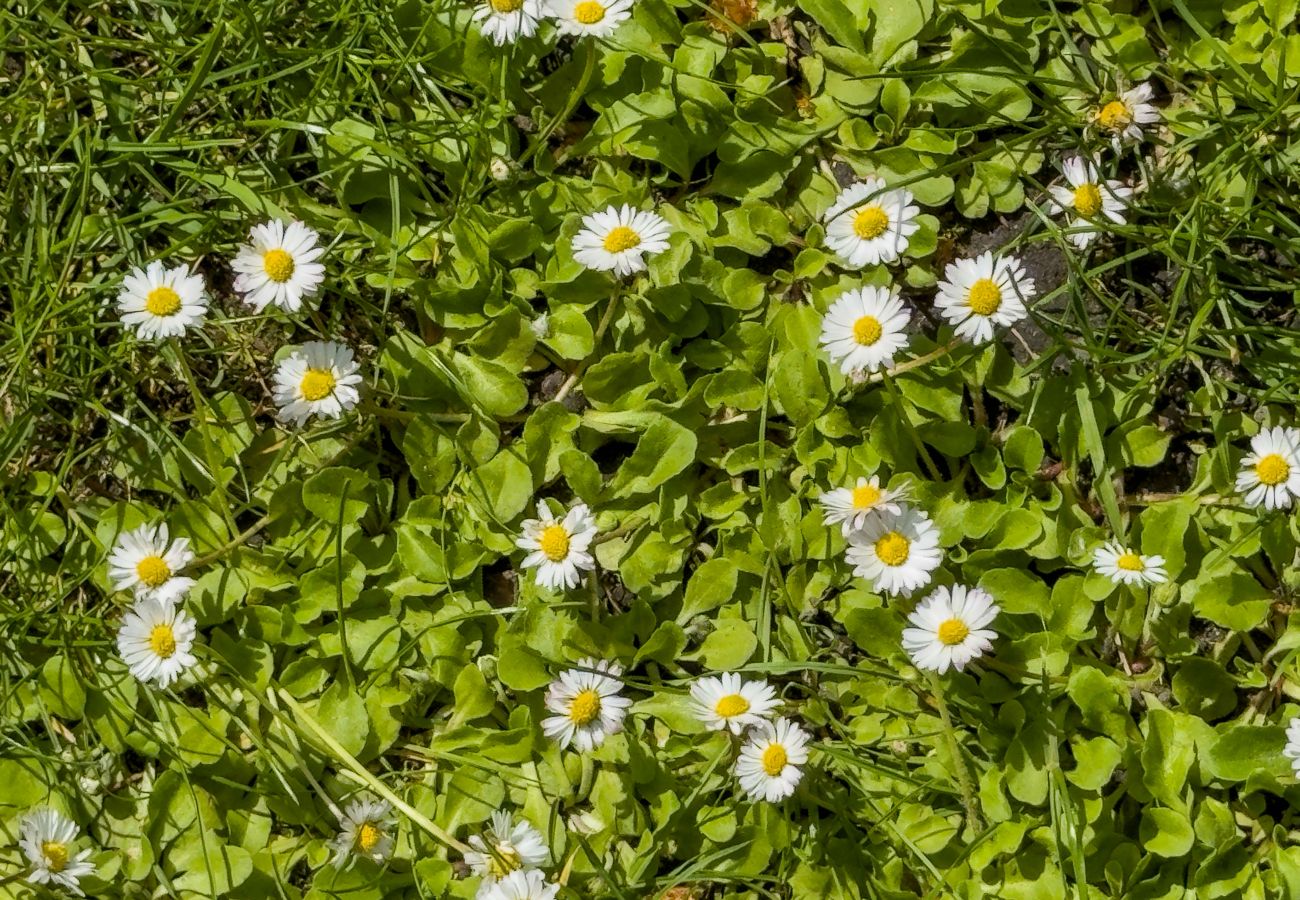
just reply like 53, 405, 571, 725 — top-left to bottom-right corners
472, 0, 634, 47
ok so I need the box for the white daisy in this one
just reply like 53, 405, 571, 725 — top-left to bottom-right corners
116, 597, 198, 689
817, 285, 911, 375
1095, 83, 1160, 145
822, 177, 920, 268
271, 340, 362, 427
1284, 717, 1300, 776
541, 658, 631, 752
464, 811, 549, 896
845, 505, 942, 598
933, 251, 1037, 344
547, 0, 633, 38
482, 869, 560, 900
689, 673, 781, 735
571, 204, 671, 277
232, 219, 325, 313
19, 808, 95, 897
474, 0, 544, 44
1047, 155, 1133, 249
734, 717, 810, 802
332, 798, 396, 867
1092, 541, 1168, 587
115, 261, 208, 339
901, 584, 1000, 674
106, 523, 195, 604
817, 475, 906, 536
1235, 426, 1300, 510
516, 501, 597, 591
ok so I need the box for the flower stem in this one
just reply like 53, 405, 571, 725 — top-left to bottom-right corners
928, 671, 982, 832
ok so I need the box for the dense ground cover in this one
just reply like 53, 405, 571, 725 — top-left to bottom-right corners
5, 0, 1300, 897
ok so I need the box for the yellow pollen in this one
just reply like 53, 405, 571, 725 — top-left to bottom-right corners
852, 315, 883, 346
299, 368, 336, 402
145, 286, 181, 317
761, 743, 788, 776
487, 843, 523, 877
936, 618, 969, 646
967, 278, 1002, 316
490, 0, 524, 11
41, 841, 68, 873
874, 531, 910, 567
262, 248, 295, 283
569, 688, 602, 726
538, 524, 570, 562
356, 822, 383, 853
149, 624, 177, 659
1073, 183, 1103, 218
135, 555, 171, 588
1256, 453, 1290, 486
852, 483, 881, 509
602, 224, 639, 252
852, 205, 889, 240
1098, 100, 1131, 131
715, 694, 750, 718
1115, 552, 1145, 572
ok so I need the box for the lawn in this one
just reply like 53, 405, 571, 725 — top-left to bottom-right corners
4, 0, 1300, 897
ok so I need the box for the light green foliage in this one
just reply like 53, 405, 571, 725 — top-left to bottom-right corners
4, 0, 1300, 897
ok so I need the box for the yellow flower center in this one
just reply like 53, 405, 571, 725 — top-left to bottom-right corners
1073, 183, 1103, 218
967, 278, 1002, 316
145, 286, 181, 317
135, 555, 172, 588
936, 618, 969, 646
41, 841, 68, 873
490, 0, 524, 11
149, 624, 177, 659
852, 315, 883, 346
262, 248, 296, 283
761, 743, 788, 776
538, 523, 570, 562
1115, 552, 1145, 572
569, 688, 602, 726
714, 693, 750, 718
601, 224, 639, 252
852, 205, 889, 240
486, 842, 523, 877
1098, 100, 1131, 131
874, 531, 910, 566
356, 822, 383, 853
851, 483, 881, 509
1256, 453, 1290, 486
300, 368, 337, 402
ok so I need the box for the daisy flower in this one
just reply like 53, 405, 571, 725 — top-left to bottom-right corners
1092, 541, 1167, 587
107, 523, 195, 604
901, 584, 1000, 674
822, 177, 920, 268
734, 717, 810, 802
272, 341, 362, 427
464, 811, 549, 895
516, 501, 597, 591
817, 475, 906, 536
1047, 156, 1132, 249
689, 673, 781, 735
232, 219, 325, 313
845, 505, 942, 598
933, 251, 1037, 344
116, 598, 198, 688
547, 0, 633, 38
1284, 717, 1300, 776
115, 261, 208, 339
571, 204, 671, 277
19, 809, 96, 897
332, 798, 395, 867
817, 285, 911, 375
1235, 426, 1300, 510
541, 658, 631, 752
482, 869, 561, 900
474, 0, 544, 44
1095, 83, 1160, 145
